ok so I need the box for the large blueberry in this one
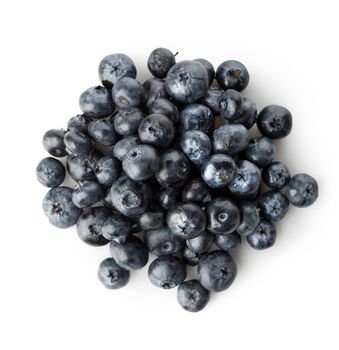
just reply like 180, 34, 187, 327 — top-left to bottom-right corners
36, 157, 65, 188
79, 86, 114, 118
216, 60, 249, 91
177, 279, 210, 312
97, 258, 130, 289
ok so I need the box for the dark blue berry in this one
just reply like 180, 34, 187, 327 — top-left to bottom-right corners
102, 214, 133, 243
79, 86, 114, 118
258, 190, 289, 222
94, 156, 120, 187
186, 231, 214, 254
147, 47, 176, 78
243, 137, 276, 167
72, 181, 105, 209
113, 136, 140, 161
201, 87, 223, 115
246, 220, 277, 250
236, 201, 260, 236
235, 97, 257, 129
177, 279, 210, 312
194, 58, 215, 84
138, 211, 165, 231
219, 89, 243, 121
113, 107, 145, 136
67, 114, 91, 133
262, 161, 291, 190
216, 60, 249, 91
179, 103, 213, 134
64, 130, 92, 156
43, 129, 67, 157
182, 246, 200, 266
180, 130, 211, 166
214, 232, 241, 252
98, 258, 130, 289
36, 157, 65, 188
88, 119, 117, 146
112, 77, 145, 108
149, 98, 179, 124
143, 78, 168, 109
159, 187, 181, 210
182, 178, 211, 204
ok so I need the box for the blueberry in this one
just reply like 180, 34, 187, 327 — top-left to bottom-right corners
88, 119, 117, 146
64, 130, 92, 156
201, 154, 236, 189
98, 53, 137, 89
149, 98, 179, 124
227, 160, 261, 199
144, 227, 185, 256
42, 186, 81, 229
148, 256, 186, 289
167, 202, 207, 239
113, 136, 140, 161
257, 105, 292, 139
138, 211, 165, 231
156, 149, 190, 188
207, 198, 240, 234
243, 137, 276, 167
79, 86, 114, 118
110, 235, 148, 270
101, 214, 133, 243
98, 258, 130, 289
236, 201, 260, 236
76, 207, 111, 246
200, 87, 223, 115
143, 78, 168, 109
72, 181, 105, 209
159, 187, 181, 210
36, 157, 65, 188
216, 60, 249, 91
179, 103, 213, 134
113, 107, 145, 136
214, 232, 241, 251
182, 178, 211, 204
94, 156, 120, 187
213, 124, 249, 156
235, 97, 257, 129
219, 89, 243, 121
122, 144, 160, 181
262, 161, 291, 190
43, 129, 67, 157
112, 77, 145, 108
180, 130, 211, 166
177, 280, 210, 312
194, 58, 215, 84
165, 60, 209, 104
182, 246, 200, 266
67, 114, 91, 133
109, 176, 151, 217
147, 47, 176, 78
284, 173, 318, 207
138, 113, 175, 147
186, 231, 214, 254
197, 250, 237, 292
246, 220, 277, 250
258, 190, 289, 222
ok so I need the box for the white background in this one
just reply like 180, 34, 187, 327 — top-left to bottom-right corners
0, 0, 338, 349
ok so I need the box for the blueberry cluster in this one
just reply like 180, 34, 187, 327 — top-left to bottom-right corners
37, 49, 319, 312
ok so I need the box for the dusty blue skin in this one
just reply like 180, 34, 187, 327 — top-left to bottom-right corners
179, 103, 213, 134
201, 154, 236, 189
284, 173, 318, 207
101, 214, 133, 243
235, 97, 257, 129
262, 161, 290, 190
72, 181, 105, 209
110, 235, 148, 270
88, 119, 117, 146
194, 58, 215, 85
36, 157, 65, 188
236, 201, 260, 236
64, 130, 92, 156
113, 107, 145, 136
207, 198, 240, 235
243, 137, 276, 167
112, 77, 145, 108
147, 47, 176, 78
182, 178, 211, 204
98, 53, 137, 89
113, 136, 140, 161
219, 89, 243, 121
42, 186, 81, 229
165, 60, 209, 104
97, 258, 130, 289
246, 220, 277, 250
214, 232, 242, 252
159, 186, 180, 210
43, 129, 67, 157
138, 211, 164, 231
257, 105, 292, 139
67, 114, 91, 133
94, 156, 120, 187
109, 176, 151, 218
149, 98, 179, 124
216, 60, 249, 92
201, 87, 223, 115
177, 279, 210, 312
258, 190, 289, 222
197, 250, 237, 292
227, 160, 261, 199
180, 130, 211, 166
156, 149, 190, 188
143, 78, 168, 109
144, 227, 185, 256
148, 256, 187, 289
167, 202, 207, 239
122, 144, 160, 181
79, 86, 114, 118
76, 207, 111, 246
138, 113, 175, 147
182, 246, 200, 266
186, 231, 214, 254
213, 124, 249, 156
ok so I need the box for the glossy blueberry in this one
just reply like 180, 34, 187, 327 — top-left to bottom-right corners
122, 144, 160, 181
148, 256, 186, 289
110, 235, 148, 270
36, 157, 65, 188
159, 187, 181, 210
42, 186, 81, 229
138, 211, 165, 231
144, 227, 185, 256
201, 87, 223, 115
243, 137, 276, 167
236, 201, 260, 236
284, 173, 318, 207
112, 77, 145, 108
235, 97, 257, 129
94, 156, 120, 187
88, 119, 117, 146
207, 198, 240, 235
98, 53, 136, 89
182, 178, 211, 204
165, 60, 209, 104
72, 181, 105, 209
179, 103, 213, 134
149, 98, 179, 124
182, 246, 200, 266
246, 220, 277, 250
113, 107, 144, 136
167, 202, 207, 239
64, 130, 92, 156
186, 231, 214, 254
147, 47, 176, 78
67, 114, 91, 133
101, 214, 133, 243
79, 86, 114, 118
180, 130, 211, 166
201, 154, 236, 189
98, 258, 130, 289
219, 89, 243, 121
262, 161, 290, 190
194, 58, 215, 85
213, 124, 249, 156
113, 136, 140, 161
43, 129, 67, 157
76, 207, 110, 246
216, 60, 249, 91
177, 280, 210, 312
214, 232, 241, 252
257, 105, 292, 139
258, 190, 289, 222
138, 113, 175, 148
143, 78, 168, 109
197, 250, 237, 292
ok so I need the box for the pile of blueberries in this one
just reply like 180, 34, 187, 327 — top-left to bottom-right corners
37, 48, 319, 312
